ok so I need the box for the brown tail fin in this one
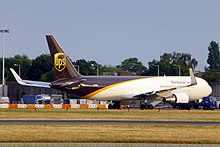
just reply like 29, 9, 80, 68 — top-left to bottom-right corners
46, 35, 80, 80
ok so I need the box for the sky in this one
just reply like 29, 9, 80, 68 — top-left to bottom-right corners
1, 0, 220, 71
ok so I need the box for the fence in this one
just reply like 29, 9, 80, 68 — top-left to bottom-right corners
0, 104, 108, 109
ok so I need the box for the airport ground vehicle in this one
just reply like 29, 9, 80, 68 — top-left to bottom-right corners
22, 94, 63, 104
172, 96, 218, 110
0, 97, 9, 104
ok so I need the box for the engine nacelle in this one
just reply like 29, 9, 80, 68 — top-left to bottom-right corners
165, 92, 190, 103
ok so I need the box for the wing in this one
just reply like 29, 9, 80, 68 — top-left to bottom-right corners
10, 68, 51, 88
132, 87, 176, 99
131, 68, 197, 99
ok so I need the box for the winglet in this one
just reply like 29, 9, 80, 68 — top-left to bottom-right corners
10, 68, 51, 88
189, 68, 197, 85
10, 68, 22, 82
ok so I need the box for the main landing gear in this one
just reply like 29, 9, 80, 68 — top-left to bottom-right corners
140, 103, 154, 109
108, 101, 121, 109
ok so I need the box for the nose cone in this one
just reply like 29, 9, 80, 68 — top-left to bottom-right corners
201, 77, 212, 96
207, 85, 212, 96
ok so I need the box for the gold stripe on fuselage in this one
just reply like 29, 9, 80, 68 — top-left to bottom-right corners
83, 77, 148, 99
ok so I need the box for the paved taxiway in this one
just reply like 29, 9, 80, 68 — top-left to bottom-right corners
0, 120, 220, 125
0, 143, 219, 147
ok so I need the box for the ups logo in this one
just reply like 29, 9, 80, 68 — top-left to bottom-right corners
54, 53, 66, 72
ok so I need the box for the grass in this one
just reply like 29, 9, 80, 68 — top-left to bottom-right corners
0, 109, 219, 122
0, 109, 220, 143
0, 124, 219, 144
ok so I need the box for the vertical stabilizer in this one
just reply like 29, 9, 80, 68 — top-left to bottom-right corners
46, 35, 80, 80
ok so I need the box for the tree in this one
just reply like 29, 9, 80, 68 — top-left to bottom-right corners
12, 55, 32, 79
73, 59, 100, 75
100, 65, 122, 73
202, 41, 220, 82
207, 41, 220, 71
203, 71, 220, 82
146, 52, 198, 76
41, 69, 55, 82
4, 55, 32, 81
120, 57, 146, 75
73, 59, 89, 75
27, 54, 54, 81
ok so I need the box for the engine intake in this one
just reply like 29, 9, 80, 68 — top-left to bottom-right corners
165, 92, 189, 103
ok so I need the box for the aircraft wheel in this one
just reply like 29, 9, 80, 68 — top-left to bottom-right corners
140, 104, 146, 110
148, 105, 154, 109
108, 104, 113, 109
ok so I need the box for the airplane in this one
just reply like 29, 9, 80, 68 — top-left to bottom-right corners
10, 35, 212, 109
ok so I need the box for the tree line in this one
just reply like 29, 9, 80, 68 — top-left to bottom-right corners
1, 40, 219, 82
204, 41, 220, 82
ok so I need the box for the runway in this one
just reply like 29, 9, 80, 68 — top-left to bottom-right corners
0, 143, 218, 147
0, 120, 220, 125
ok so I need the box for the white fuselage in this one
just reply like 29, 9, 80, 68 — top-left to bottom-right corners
87, 76, 212, 101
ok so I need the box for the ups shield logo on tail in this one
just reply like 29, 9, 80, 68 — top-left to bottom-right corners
54, 53, 66, 72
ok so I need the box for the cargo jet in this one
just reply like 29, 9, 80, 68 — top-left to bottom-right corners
10, 35, 212, 109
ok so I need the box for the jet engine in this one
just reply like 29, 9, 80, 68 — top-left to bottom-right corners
165, 92, 189, 103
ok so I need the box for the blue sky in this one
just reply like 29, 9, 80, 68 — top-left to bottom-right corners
1, 0, 220, 71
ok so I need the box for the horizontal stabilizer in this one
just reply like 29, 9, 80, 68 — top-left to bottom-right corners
58, 79, 86, 88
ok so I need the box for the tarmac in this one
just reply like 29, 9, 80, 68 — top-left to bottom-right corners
0, 143, 219, 147
0, 120, 220, 126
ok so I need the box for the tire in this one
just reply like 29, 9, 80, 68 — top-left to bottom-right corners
108, 104, 113, 109
140, 104, 146, 110
148, 105, 154, 109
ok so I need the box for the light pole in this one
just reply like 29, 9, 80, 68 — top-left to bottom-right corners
0, 29, 9, 97
173, 64, 181, 76
73, 65, 80, 73
152, 64, 159, 76
91, 64, 99, 76
14, 64, 21, 77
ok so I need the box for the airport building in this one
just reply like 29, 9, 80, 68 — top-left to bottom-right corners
0, 85, 8, 97
6, 81, 62, 103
